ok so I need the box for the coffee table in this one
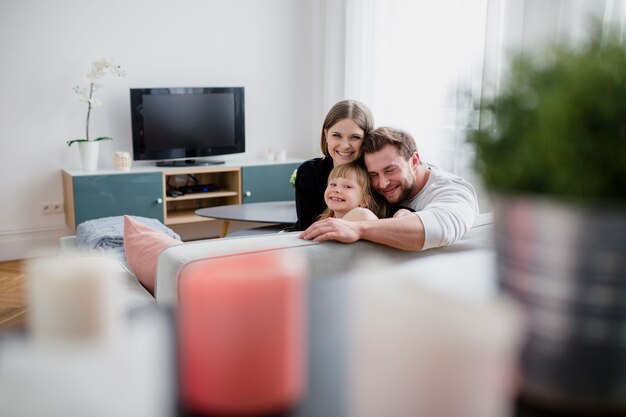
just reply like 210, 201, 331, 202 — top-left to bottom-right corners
195, 200, 297, 237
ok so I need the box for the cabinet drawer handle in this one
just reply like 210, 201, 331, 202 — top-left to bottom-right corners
244, 191, 252, 197
156, 198, 163, 204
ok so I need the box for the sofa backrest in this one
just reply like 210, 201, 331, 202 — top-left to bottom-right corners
155, 214, 494, 306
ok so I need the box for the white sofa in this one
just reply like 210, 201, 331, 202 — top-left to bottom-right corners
60, 213, 495, 308
154, 213, 496, 306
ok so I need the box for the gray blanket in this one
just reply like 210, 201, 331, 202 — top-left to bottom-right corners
76, 216, 181, 255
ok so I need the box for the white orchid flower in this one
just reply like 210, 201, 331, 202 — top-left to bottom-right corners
91, 59, 113, 71
73, 86, 90, 102
85, 69, 104, 81
70, 59, 125, 143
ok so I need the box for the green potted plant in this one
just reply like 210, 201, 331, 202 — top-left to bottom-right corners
68, 59, 125, 170
469, 26, 626, 412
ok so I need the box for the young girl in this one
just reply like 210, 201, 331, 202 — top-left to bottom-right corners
318, 162, 385, 221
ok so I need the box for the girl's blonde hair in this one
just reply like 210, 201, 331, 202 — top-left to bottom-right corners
318, 161, 385, 220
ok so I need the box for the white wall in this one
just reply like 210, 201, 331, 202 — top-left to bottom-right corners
0, 0, 319, 261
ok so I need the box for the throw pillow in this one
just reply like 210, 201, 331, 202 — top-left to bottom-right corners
123, 215, 182, 294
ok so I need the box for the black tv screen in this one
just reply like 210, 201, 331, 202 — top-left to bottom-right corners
130, 87, 245, 165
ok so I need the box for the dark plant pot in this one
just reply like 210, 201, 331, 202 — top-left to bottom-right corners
493, 196, 626, 413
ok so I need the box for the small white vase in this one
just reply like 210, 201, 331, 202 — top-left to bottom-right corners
79, 141, 99, 171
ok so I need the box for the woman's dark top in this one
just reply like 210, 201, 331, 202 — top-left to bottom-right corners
294, 157, 334, 231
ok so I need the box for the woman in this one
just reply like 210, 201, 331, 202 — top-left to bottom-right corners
293, 100, 374, 230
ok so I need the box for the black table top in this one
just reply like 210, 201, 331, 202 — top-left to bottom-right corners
195, 201, 297, 225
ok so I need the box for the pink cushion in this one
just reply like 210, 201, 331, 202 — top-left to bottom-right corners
123, 215, 181, 294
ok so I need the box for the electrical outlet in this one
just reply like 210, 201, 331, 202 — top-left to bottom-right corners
41, 203, 52, 215
51, 201, 64, 214
41, 201, 64, 215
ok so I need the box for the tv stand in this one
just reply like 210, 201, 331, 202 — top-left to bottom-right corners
62, 160, 301, 235
156, 159, 225, 167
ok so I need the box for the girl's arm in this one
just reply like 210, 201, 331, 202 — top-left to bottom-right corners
342, 207, 378, 222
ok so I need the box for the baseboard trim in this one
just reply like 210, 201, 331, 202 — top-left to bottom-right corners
0, 226, 72, 262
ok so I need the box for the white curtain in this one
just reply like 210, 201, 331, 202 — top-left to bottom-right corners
481, 0, 626, 95
343, 0, 489, 180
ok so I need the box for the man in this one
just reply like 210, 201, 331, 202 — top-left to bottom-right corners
299, 127, 479, 250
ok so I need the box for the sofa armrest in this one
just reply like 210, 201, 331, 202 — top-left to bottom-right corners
154, 232, 319, 306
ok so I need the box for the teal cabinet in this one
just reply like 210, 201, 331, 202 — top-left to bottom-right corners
241, 163, 299, 203
72, 172, 163, 226
63, 162, 301, 231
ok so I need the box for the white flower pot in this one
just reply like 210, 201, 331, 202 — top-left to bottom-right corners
79, 141, 99, 171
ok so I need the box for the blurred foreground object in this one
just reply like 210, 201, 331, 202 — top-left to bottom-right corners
26, 254, 125, 346
0, 253, 174, 417
470, 23, 626, 412
346, 255, 522, 417
177, 250, 308, 416
494, 197, 626, 411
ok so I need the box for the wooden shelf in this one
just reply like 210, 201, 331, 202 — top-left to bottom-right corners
162, 166, 240, 176
165, 190, 238, 202
163, 168, 242, 226
165, 210, 220, 225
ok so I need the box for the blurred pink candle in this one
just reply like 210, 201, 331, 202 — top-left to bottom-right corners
177, 250, 307, 415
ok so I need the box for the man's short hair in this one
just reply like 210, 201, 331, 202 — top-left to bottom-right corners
362, 127, 417, 160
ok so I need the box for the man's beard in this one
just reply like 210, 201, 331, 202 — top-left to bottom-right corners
398, 183, 414, 202
380, 177, 415, 204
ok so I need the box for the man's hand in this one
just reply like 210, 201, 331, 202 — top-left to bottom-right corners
299, 217, 361, 243
300, 214, 425, 251
393, 208, 413, 218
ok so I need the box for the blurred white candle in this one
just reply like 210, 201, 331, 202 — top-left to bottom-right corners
0, 306, 174, 417
347, 254, 522, 417
26, 254, 125, 347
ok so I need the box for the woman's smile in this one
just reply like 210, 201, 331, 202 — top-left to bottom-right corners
325, 118, 364, 166
333, 148, 357, 163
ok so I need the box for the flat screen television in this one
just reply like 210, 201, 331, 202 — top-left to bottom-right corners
130, 87, 245, 166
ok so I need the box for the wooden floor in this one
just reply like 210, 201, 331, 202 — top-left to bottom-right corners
0, 259, 27, 330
